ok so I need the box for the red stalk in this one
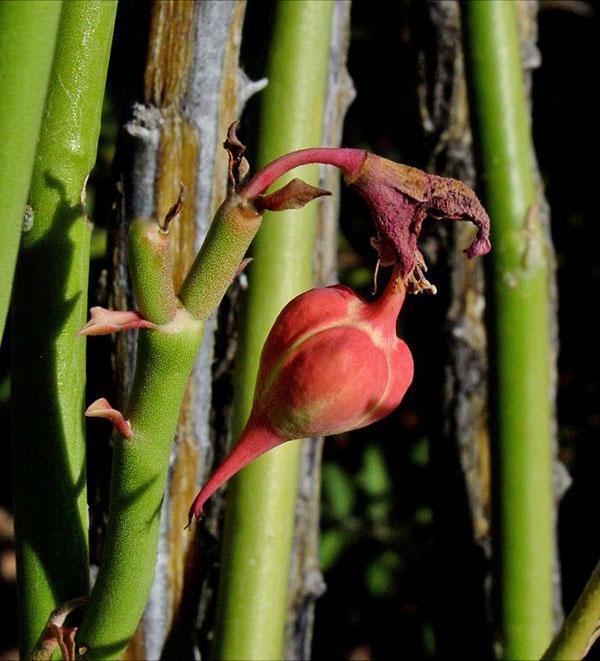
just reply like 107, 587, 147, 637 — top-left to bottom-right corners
240, 147, 367, 199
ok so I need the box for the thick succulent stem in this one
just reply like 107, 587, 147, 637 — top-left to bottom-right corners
77, 315, 204, 659
0, 0, 62, 338
462, 2, 554, 658
179, 195, 262, 320
10, 2, 116, 656
128, 218, 178, 324
543, 558, 600, 659
213, 2, 336, 659
114, 3, 262, 656
78, 195, 266, 659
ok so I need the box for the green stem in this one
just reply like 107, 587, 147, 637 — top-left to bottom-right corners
78, 199, 265, 658
128, 218, 178, 324
543, 559, 600, 659
0, 0, 62, 339
462, 2, 553, 658
180, 195, 262, 320
78, 314, 204, 659
213, 2, 335, 658
10, 2, 116, 656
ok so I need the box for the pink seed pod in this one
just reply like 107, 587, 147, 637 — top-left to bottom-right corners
188, 271, 412, 523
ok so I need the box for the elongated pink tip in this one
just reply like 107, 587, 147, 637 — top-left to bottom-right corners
78, 307, 157, 336
85, 397, 133, 439
464, 231, 491, 259
187, 422, 284, 527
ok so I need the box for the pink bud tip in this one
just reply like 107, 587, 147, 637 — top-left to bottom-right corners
85, 398, 133, 439
78, 307, 157, 336
187, 423, 283, 524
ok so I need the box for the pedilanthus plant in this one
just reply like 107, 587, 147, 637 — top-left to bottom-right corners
74, 124, 489, 658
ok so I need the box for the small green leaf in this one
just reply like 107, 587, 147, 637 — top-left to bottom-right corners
320, 529, 348, 572
410, 437, 430, 467
322, 462, 356, 520
366, 550, 400, 597
357, 445, 390, 497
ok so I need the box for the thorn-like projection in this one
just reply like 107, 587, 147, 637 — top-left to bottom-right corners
80, 173, 90, 225
256, 178, 331, 212
224, 121, 249, 191
85, 398, 133, 439
236, 257, 253, 279
78, 307, 157, 336
160, 183, 186, 231
31, 596, 89, 661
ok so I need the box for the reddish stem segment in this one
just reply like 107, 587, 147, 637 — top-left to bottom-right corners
240, 147, 367, 199
367, 267, 406, 322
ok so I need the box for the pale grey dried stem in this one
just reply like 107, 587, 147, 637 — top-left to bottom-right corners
418, 3, 494, 655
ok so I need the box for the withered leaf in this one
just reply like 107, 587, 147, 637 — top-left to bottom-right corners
223, 121, 248, 191
257, 178, 331, 212
348, 153, 491, 292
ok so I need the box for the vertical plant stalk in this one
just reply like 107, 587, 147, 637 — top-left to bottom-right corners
543, 558, 600, 659
119, 3, 199, 658
10, 2, 117, 657
513, 2, 570, 629
420, 1, 567, 653
111, 2, 265, 657
78, 176, 263, 657
284, 2, 354, 657
0, 0, 62, 338
214, 2, 336, 659
462, 1, 555, 658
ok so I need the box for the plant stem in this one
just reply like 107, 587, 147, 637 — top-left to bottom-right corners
462, 2, 554, 658
213, 2, 335, 658
0, 0, 62, 339
114, 3, 262, 656
240, 147, 365, 199
78, 314, 204, 659
78, 198, 268, 658
284, 3, 354, 655
180, 196, 262, 320
10, 2, 116, 656
543, 558, 600, 659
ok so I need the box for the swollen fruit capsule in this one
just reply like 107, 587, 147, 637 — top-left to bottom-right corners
188, 271, 412, 522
